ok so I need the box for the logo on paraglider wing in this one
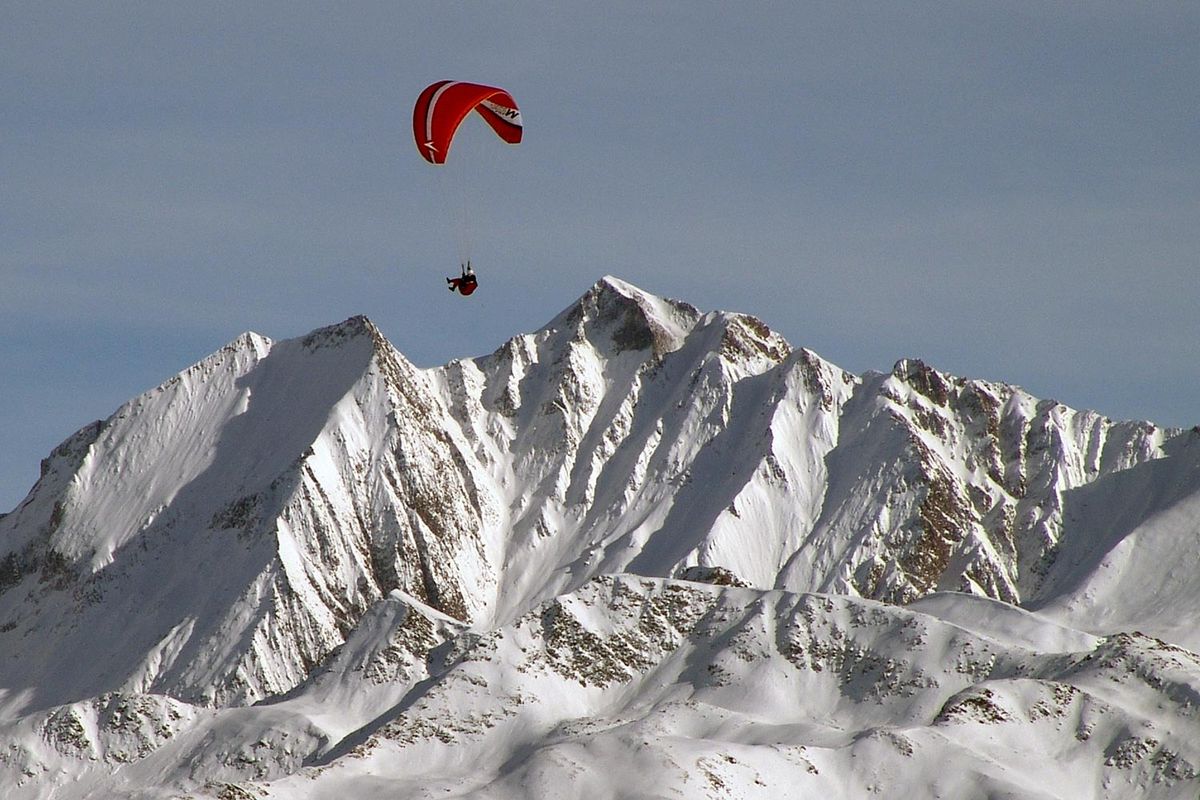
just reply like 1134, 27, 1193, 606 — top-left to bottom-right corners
424, 141, 438, 153
480, 100, 521, 125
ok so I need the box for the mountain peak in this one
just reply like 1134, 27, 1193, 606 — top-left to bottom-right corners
549, 275, 700, 357
299, 314, 385, 352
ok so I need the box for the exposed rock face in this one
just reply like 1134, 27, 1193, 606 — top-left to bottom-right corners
815, 357, 1175, 607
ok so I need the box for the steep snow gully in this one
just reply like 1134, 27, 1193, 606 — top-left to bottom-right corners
2, 276, 1199, 798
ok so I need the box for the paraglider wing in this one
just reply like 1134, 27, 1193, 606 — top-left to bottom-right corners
413, 80, 522, 165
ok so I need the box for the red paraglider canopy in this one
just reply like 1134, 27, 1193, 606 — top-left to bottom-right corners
413, 80, 522, 165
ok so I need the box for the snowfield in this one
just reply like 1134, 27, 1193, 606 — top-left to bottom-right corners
1, 277, 1198, 798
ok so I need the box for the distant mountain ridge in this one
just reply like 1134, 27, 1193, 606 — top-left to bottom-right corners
2, 276, 1198, 798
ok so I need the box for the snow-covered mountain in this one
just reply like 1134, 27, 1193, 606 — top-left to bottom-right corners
2, 276, 1198, 798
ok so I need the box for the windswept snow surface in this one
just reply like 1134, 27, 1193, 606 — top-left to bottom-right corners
1, 277, 1198, 798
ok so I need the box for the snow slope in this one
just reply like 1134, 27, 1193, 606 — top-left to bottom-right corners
1, 276, 1197, 798
0, 317, 496, 716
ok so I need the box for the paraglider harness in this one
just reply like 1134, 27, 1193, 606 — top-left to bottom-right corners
447, 262, 478, 296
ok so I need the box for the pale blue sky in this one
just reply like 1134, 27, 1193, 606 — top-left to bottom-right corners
3, 2, 1198, 510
